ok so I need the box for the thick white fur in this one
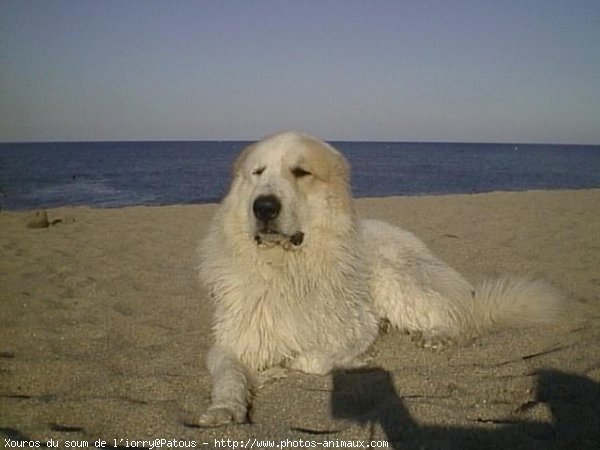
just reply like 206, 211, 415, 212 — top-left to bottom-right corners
197, 131, 564, 426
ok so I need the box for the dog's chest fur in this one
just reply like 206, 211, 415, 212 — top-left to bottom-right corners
210, 245, 372, 371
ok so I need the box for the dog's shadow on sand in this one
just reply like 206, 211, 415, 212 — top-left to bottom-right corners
330, 367, 600, 450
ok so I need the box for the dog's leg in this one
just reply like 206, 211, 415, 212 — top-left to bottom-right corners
196, 345, 253, 427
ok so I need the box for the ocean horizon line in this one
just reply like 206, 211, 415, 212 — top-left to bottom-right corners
2, 138, 599, 148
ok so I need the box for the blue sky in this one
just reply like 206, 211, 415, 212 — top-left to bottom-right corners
1, 0, 599, 143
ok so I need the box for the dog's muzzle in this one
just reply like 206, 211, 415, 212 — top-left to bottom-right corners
252, 194, 304, 248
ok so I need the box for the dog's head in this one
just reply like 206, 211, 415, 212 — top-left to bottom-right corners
226, 131, 353, 250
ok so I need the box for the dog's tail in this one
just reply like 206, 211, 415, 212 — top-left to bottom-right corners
471, 276, 565, 331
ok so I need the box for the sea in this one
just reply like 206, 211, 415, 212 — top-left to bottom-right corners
1, 141, 599, 211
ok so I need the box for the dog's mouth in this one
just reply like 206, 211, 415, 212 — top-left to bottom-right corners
254, 227, 305, 249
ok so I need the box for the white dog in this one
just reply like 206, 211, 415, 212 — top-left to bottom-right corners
197, 131, 564, 427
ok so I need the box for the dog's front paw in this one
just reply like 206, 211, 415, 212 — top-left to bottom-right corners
193, 405, 248, 427
411, 331, 455, 351
256, 366, 288, 389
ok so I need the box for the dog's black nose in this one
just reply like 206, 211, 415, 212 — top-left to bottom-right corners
253, 195, 281, 222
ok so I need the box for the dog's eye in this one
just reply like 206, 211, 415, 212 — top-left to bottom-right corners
252, 167, 266, 176
291, 167, 312, 178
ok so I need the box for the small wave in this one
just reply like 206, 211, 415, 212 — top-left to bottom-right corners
23, 179, 132, 208
35, 181, 118, 196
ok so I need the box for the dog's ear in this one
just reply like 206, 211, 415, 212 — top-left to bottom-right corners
331, 150, 351, 187
325, 144, 354, 215
232, 142, 257, 178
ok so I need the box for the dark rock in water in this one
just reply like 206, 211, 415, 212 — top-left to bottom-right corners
26, 211, 50, 228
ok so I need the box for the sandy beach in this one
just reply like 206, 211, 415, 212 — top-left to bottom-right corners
1, 189, 599, 449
